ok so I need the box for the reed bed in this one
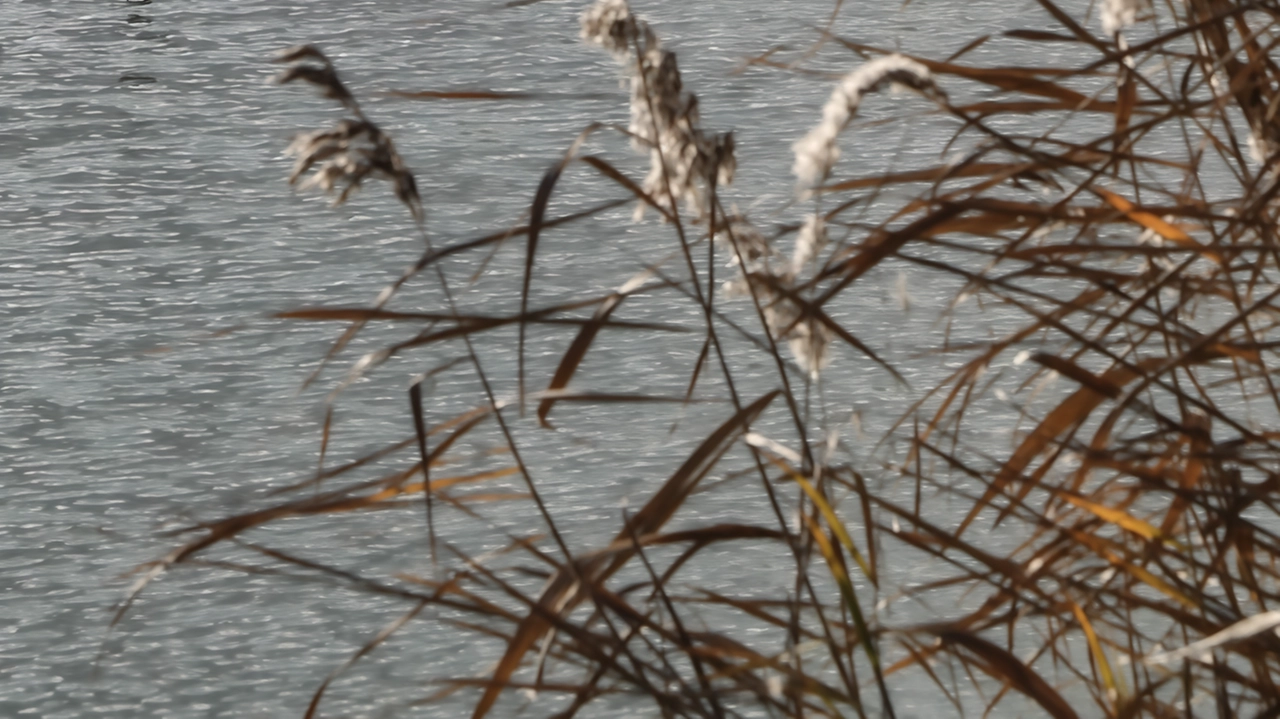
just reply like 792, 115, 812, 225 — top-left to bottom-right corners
119, 0, 1280, 715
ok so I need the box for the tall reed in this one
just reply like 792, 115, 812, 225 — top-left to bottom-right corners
119, 0, 1280, 716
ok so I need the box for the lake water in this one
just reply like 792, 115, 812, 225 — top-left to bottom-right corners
2, 0, 1093, 716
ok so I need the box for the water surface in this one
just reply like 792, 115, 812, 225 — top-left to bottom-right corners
2, 0, 1084, 716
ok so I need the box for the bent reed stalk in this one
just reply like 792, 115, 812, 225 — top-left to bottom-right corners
119, 0, 1280, 716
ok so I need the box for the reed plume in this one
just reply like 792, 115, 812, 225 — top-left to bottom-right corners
792, 54, 938, 193
714, 211, 776, 297
765, 299, 832, 381
275, 45, 423, 224
581, 0, 832, 378
790, 213, 827, 276
581, 0, 735, 220
1100, 0, 1150, 36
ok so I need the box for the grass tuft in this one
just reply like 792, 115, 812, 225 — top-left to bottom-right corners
118, 1, 1280, 715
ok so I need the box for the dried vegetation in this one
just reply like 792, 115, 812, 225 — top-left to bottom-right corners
119, 0, 1280, 716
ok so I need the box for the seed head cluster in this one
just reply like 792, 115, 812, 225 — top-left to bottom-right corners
581, 0, 735, 220
711, 212, 832, 380
1101, 0, 1151, 36
791, 214, 828, 277
792, 55, 938, 193
274, 45, 422, 224
581, 0, 853, 379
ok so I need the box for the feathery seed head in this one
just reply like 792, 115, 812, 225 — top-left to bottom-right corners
272, 45, 358, 114
580, 0, 635, 57
793, 55, 937, 193
276, 46, 422, 223
583, 0, 734, 221
791, 214, 828, 276
1101, 0, 1150, 36
763, 300, 832, 380
1249, 130, 1277, 167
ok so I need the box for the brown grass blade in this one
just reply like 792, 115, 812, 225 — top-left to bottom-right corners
387, 89, 533, 100
1004, 29, 1082, 42
517, 124, 606, 412
579, 156, 674, 222
470, 391, 779, 719
957, 357, 1163, 535
409, 380, 436, 565
821, 161, 1043, 192
519, 165, 564, 415
304, 600, 430, 719
817, 203, 965, 304
1093, 188, 1216, 260
537, 292, 626, 428
933, 629, 1080, 719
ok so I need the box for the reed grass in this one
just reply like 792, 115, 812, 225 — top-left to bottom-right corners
118, 0, 1280, 716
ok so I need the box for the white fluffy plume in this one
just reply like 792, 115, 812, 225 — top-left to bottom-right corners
581, 0, 735, 219
792, 55, 938, 192
1101, 0, 1151, 36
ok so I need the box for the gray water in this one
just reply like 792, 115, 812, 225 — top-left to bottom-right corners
2, 0, 1084, 716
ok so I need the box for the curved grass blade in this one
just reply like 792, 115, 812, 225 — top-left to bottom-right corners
470, 391, 779, 719
518, 125, 605, 413
932, 629, 1080, 719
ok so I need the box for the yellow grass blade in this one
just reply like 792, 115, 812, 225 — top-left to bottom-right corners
802, 514, 880, 669
1070, 601, 1118, 711
1060, 493, 1186, 550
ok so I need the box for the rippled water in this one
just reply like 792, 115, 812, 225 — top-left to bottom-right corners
3, 0, 1084, 716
